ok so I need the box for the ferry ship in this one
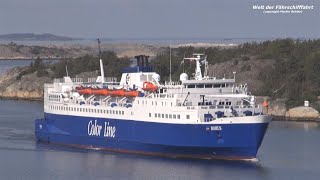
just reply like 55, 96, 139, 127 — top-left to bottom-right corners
35, 52, 271, 160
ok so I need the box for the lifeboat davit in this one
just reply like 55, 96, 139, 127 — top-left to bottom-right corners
92, 89, 109, 96
76, 87, 93, 95
142, 82, 158, 92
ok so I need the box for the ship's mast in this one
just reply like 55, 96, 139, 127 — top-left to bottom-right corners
98, 38, 105, 84
194, 55, 203, 80
184, 54, 203, 80
203, 55, 208, 78
169, 41, 172, 83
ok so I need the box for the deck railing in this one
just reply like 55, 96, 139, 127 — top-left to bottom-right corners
53, 77, 117, 83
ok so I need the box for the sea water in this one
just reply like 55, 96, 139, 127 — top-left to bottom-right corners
0, 60, 56, 75
0, 99, 319, 180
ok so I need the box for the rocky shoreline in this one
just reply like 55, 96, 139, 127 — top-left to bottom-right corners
0, 67, 51, 100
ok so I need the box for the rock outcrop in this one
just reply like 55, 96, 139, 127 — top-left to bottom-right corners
285, 106, 319, 120
0, 67, 51, 100
266, 99, 287, 117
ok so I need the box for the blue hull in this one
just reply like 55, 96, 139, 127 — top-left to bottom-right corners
35, 113, 269, 160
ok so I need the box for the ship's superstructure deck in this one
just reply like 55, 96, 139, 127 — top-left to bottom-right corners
44, 54, 263, 124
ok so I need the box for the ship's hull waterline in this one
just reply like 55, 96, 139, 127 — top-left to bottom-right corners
35, 113, 270, 160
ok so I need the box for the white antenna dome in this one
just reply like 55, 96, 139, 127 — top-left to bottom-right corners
180, 73, 188, 81
152, 73, 161, 82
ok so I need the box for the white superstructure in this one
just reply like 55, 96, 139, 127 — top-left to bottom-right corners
44, 54, 265, 125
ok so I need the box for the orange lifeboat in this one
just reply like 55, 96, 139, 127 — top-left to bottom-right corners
76, 88, 93, 95
108, 89, 125, 96
92, 89, 109, 96
142, 82, 158, 92
123, 90, 140, 97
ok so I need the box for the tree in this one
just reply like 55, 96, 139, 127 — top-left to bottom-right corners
34, 56, 44, 70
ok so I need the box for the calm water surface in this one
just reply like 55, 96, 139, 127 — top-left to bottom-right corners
0, 99, 319, 180
0, 60, 33, 74
0, 60, 56, 75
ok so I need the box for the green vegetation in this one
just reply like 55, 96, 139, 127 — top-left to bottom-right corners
16, 56, 48, 80
51, 51, 130, 78
16, 51, 130, 81
12, 39, 320, 110
152, 39, 320, 109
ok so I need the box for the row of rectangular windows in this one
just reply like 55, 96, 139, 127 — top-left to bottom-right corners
48, 95, 60, 102
218, 101, 232, 106
186, 83, 232, 88
49, 106, 124, 115
148, 113, 190, 120
138, 100, 173, 107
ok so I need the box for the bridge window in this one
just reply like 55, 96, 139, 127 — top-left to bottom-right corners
187, 85, 195, 88
214, 84, 221, 88
197, 84, 204, 88
218, 102, 225, 105
205, 84, 213, 88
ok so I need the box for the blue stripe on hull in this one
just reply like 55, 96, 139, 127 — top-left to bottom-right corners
35, 113, 269, 159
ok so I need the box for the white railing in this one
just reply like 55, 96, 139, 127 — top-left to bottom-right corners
53, 77, 117, 83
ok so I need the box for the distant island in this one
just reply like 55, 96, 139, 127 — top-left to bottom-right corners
0, 33, 79, 41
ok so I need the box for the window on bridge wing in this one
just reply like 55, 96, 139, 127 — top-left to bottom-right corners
197, 84, 204, 88
214, 84, 221, 88
205, 84, 213, 88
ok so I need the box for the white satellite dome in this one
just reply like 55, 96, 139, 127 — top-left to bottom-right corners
180, 73, 188, 81
152, 73, 161, 82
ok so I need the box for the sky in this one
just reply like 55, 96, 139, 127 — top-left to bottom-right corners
0, 0, 319, 39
